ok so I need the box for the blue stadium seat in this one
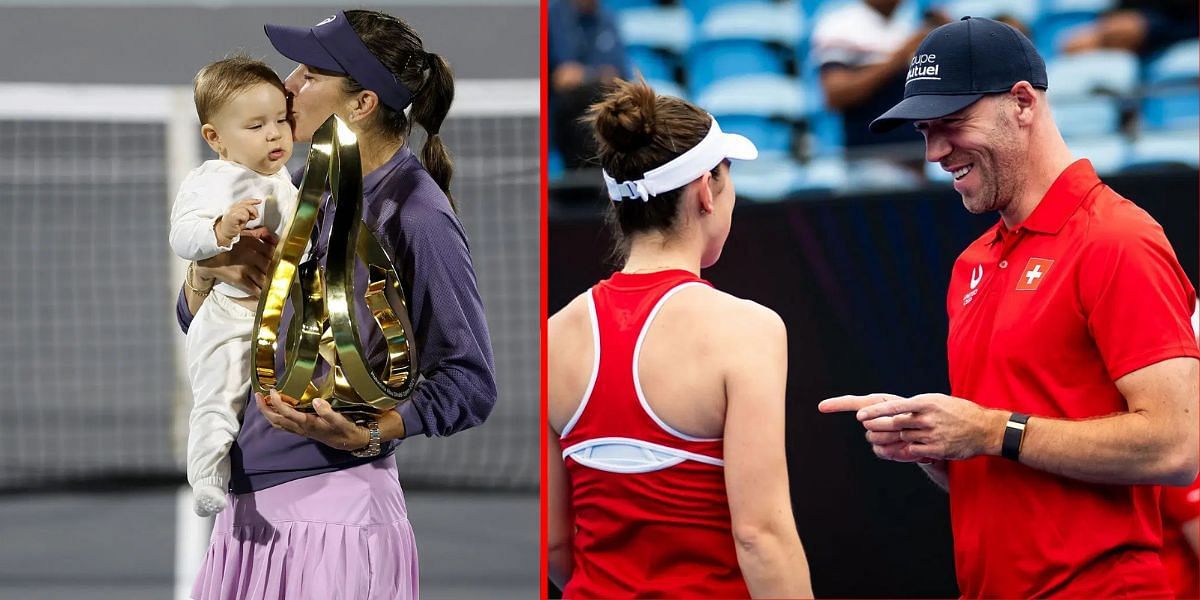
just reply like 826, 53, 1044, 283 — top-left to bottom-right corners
1045, 50, 1138, 98
1040, 0, 1113, 13
682, 0, 770, 25
696, 75, 807, 119
1124, 129, 1199, 170
797, 50, 827, 107
1033, 11, 1097, 57
1141, 88, 1200, 131
802, 0, 853, 18
647, 78, 688, 100
601, 0, 660, 13
698, 2, 806, 47
627, 46, 679, 82
616, 7, 693, 54
730, 155, 811, 201
804, 109, 845, 157
549, 147, 565, 181
933, 0, 1039, 24
1051, 97, 1121, 137
1066, 134, 1127, 175
1144, 39, 1200, 85
714, 115, 797, 156
687, 39, 792, 96
844, 158, 923, 192
796, 156, 850, 192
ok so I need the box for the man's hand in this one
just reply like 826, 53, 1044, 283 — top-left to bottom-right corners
856, 393, 1006, 461
194, 225, 277, 296
820, 392, 1007, 462
820, 393, 928, 462
214, 198, 262, 247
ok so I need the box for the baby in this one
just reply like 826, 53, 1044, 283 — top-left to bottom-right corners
170, 56, 297, 517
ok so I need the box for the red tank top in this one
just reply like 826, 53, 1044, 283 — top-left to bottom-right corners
560, 269, 749, 599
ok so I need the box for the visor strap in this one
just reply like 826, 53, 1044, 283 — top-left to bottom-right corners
602, 117, 725, 203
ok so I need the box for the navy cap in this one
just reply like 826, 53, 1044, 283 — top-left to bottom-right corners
265, 11, 413, 112
870, 16, 1047, 133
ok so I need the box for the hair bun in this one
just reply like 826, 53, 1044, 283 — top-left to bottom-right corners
592, 79, 658, 154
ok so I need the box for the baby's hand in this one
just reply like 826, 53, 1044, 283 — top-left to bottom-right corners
214, 198, 262, 247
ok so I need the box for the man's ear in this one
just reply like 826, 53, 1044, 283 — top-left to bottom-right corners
1009, 81, 1039, 127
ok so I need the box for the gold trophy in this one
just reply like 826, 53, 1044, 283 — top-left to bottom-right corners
250, 115, 418, 417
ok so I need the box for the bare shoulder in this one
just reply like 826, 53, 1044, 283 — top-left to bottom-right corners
670, 285, 785, 339
548, 291, 592, 345
548, 290, 595, 430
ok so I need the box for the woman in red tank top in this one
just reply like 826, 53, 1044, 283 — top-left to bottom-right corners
547, 79, 813, 598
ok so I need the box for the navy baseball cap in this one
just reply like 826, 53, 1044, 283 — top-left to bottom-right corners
265, 11, 413, 111
870, 16, 1047, 133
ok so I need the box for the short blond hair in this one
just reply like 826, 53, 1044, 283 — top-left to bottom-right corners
193, 55, 286, 124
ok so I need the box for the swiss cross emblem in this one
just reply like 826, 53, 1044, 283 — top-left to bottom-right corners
1016, 258, 1054, 291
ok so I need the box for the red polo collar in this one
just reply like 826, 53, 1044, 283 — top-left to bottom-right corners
991, 159, 1103, 243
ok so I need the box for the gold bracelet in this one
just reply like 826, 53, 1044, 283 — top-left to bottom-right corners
185, 262, 214, 297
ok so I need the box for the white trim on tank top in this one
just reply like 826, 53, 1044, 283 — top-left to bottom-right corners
562, 436, 725, 473
560, 289, 602, 439
633, 281, 722, 442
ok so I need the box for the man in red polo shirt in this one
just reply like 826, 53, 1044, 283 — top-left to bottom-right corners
820, 17, 1200, 599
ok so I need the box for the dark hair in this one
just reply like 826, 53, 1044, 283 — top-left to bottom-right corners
193, 54, 286, 124
342, 10, 456, 209
585, 78, 719, 264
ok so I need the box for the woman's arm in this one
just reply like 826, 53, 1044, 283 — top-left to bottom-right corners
724, 302, 813, 599
385, 205, 497, 438
183, 262, 214, 318
547, 426, 573, 589
175, 227, 278, 331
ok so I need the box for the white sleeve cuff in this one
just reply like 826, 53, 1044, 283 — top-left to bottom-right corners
212, 214, 240, 252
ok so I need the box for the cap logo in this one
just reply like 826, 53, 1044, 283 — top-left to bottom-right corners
316, 15, 336, 27
906, 53, 941, 86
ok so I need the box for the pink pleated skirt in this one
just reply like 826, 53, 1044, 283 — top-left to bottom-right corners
191, 459, 419, 600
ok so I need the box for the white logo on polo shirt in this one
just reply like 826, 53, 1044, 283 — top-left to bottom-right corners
906, 53, 941, 85
962, 265, 983, 306
317, 15, 336, 26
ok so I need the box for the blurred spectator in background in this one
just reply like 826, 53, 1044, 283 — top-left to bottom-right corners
1063, 0, 1198, 57
810, 0, 949, 150
549, 0, 629, 169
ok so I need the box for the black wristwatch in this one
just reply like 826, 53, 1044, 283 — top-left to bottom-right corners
1001, 412, 1030, 461
351, 418, 382, 457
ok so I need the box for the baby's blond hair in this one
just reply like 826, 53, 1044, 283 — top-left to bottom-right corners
193, 55, 286, 124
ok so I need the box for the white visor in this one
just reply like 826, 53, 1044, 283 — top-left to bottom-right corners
602, 116, 758, 202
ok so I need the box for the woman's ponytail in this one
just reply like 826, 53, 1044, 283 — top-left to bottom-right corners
344, 10, 459, 211
411, 51, 456, 208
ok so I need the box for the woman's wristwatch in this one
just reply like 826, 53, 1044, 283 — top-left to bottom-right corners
351, 418, 382, 457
